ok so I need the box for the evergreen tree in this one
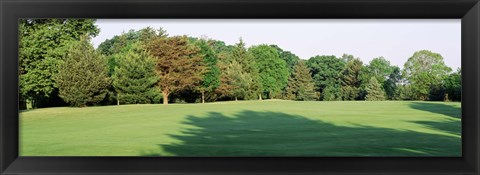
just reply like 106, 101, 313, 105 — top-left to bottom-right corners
195, 39, 221, 103
234, 40, 263, 100
54, 36, 111, 107
341, 58, 363, 100
365, 77, 386, 101
217, 39, 262, 100
112, 43, 160, 105
285, 61, 316, 101
146, 34, 206, 105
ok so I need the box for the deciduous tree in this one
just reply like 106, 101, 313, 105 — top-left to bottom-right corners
403, 50, 452, 100
19, 19, 99, 108
306, 55, 346, 100
249, 45, 289, 99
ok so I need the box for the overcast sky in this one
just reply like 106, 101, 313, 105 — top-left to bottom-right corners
92, 19, 461, 70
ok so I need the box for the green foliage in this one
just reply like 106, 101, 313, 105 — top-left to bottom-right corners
269, 45, 301, 74
403, 50, 452, 100
54, 37, 111, 107
398, 85, 416, 100
112, 43, 160, 104
322, 85, 343, 101
306, 55, 346, 100
341, 58, 364, 100
249, 45, 289, 99
285, 61, 316, 101
195, 39, 221, 102
365, 77, 386, 101
217, 39, 261, 100
383, 66, 402, 100
358, 57, 394, 100
19, 19, 99, 107
366, 57, 394, 84
443, 69, 461, 101
98, 27, 158, 56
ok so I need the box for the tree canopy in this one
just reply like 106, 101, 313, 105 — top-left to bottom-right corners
403, 50, 452, 100
249, 45, 289, 99
146, 34, 206, 104
54, 37, 111, 107
19, 19, 99, 108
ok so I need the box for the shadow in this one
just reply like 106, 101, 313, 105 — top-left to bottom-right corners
408, 102, 461, 137
409, 102, 461, 119
141, 110, 461, 157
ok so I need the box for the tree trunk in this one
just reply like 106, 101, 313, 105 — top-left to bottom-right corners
201, 92, 205, 103
258, 94, 262, 100
163, 91, 169, 105
19, 100, 27, 110
235, 96, 238, 101
117, 94, 120, 105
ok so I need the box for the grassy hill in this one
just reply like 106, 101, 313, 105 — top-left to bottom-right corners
19, 100, 461, 156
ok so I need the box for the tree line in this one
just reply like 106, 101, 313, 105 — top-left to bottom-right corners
19, 19, 461, 108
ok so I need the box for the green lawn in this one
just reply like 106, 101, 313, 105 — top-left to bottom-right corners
20, 100, 461, 156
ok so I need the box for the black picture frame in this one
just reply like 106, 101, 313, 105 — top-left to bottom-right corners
1, 0, 479, 174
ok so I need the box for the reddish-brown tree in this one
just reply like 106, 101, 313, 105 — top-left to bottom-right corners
146, 35, 206, 104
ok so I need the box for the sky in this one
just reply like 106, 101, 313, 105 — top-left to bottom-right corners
92, 19, 461, 70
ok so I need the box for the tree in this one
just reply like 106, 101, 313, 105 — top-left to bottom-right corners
322, 85, 343, 101
341, 54, 356, 62
219, 60, 253, 101
195, 39, 221, 103
306, 55, 346, 100
398, 84, 416, 100
112, 43, 160, 105
403, 50, 452, 100
54, 36, 111, 107
216, 39, 262, 100
285, 61, 316, 101
365, 77, 386, 101
383, 66, 402, 100
269, 45, 301, 74
249, 44, 289, 99
443, 68, 461, 101
146, 34, 206, 104
365, 57, 394, 84
341, 58, 364, 100
19, 19, 99, 108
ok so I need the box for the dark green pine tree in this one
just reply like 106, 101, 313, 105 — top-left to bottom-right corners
196, 39, 221, 103
54, 36, 111, 107
285, 61, 316, 101
365, 77, 386, 101
112, 43, 160, 105
341, 58, 363, 100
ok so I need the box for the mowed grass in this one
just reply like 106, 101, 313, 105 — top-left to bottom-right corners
19, 100, 461, 156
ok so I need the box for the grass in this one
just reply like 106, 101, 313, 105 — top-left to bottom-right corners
19, 100, 461, 156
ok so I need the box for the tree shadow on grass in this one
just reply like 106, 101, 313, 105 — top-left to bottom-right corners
141, 110, 461, 157
408, 102, 461, 137
409, 102, 461, 119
